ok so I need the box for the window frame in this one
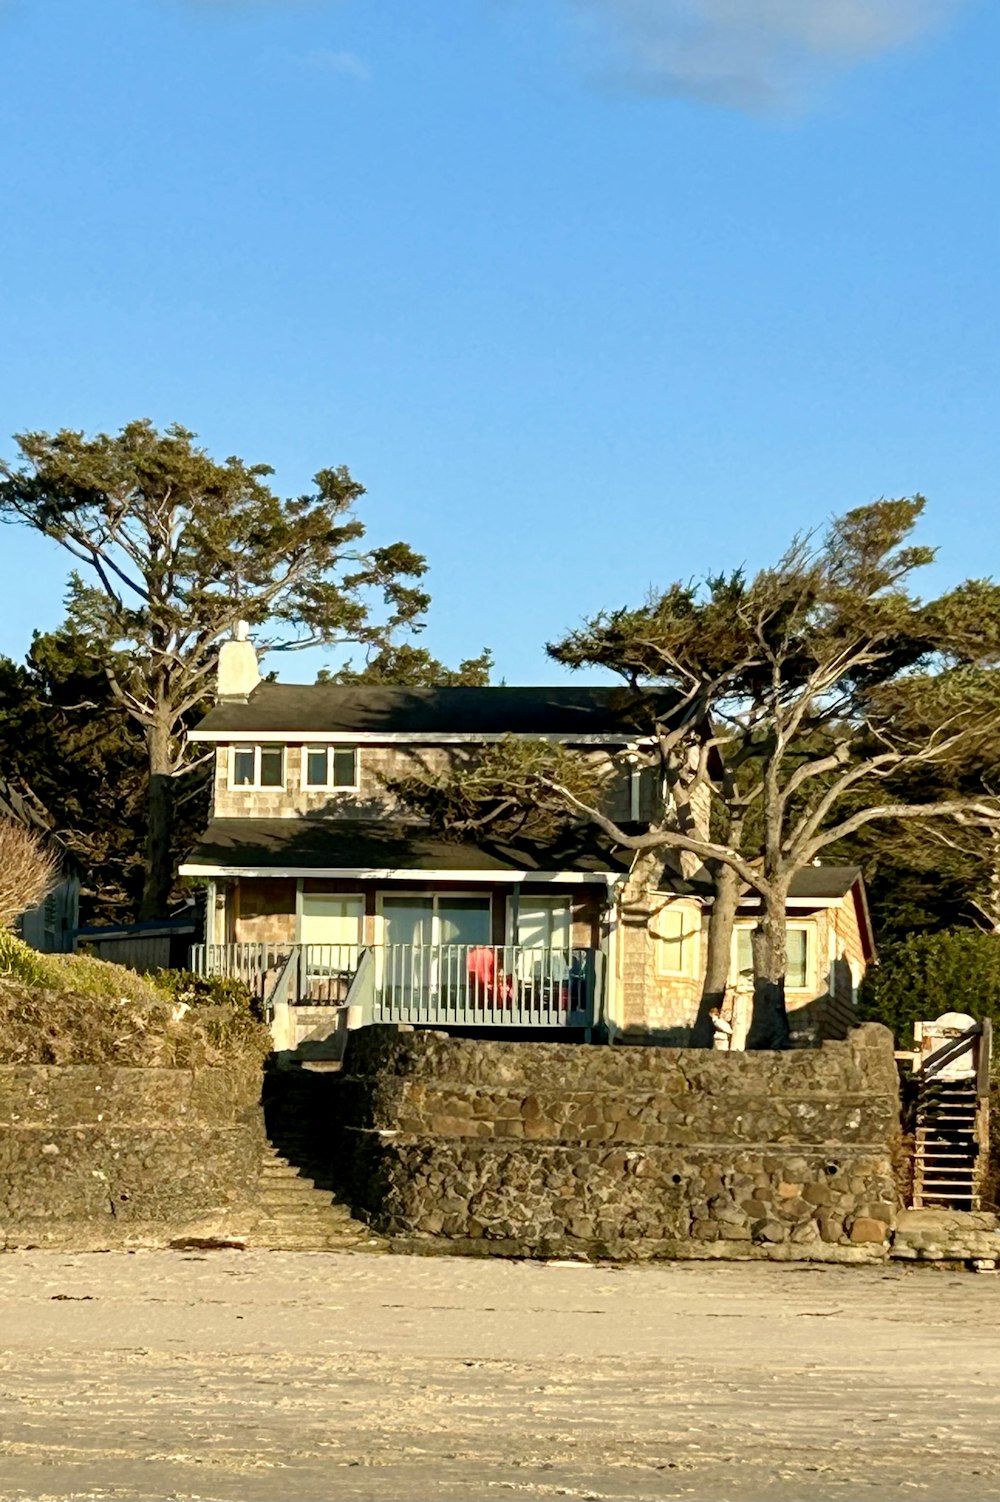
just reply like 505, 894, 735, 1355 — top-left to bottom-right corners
376, 891, 493, 947
302, 743, 360, 792
653, 902, 700, 978
505, 895, 573, 950
731, 921, 813, 991
228, 743, 286, 791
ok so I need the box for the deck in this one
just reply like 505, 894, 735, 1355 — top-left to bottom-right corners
190, 941, 604, 1031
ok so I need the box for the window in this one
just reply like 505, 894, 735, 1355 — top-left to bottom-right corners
734, 925, 810, 989
381, 895, 491, 946
304, 745, 359, 790
230, 744, 284, 788
512, 897, 572, 950
654, 905, 699, 976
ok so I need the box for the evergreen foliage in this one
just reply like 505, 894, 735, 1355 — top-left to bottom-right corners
858, 929, 1000, 1044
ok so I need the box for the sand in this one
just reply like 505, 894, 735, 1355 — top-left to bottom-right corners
0, 1250, 998, 1501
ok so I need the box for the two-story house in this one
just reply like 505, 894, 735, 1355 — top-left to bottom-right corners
181, 632, 873, 1045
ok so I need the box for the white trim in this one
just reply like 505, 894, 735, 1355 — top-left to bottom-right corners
192, 729, 636, 746
731, 919, 814, 991
302, 743, 360, 792
178, 863, 614, 883
228, 743, 286, 792
738, 895, 848, 910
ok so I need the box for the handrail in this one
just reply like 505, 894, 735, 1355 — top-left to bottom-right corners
976, 1016, 993, 1100
920, 1021, 982, 1081
265, 948, 297, 1020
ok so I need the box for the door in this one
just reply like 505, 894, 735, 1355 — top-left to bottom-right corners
512, 896, 574, 1015
299, 894, 364, 985
380, 895, 492, 1015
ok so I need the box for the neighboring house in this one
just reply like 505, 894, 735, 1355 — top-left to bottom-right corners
75, 910, 200, 973
0, 779, 80, 954
618, 862, 874, 1045
180, 632, 873, 1043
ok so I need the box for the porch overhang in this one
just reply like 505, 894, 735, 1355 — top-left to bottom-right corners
179, 817, 628, 886
180, 863, 615, 884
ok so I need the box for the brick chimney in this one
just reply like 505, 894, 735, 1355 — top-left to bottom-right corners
216, 621, 260, 700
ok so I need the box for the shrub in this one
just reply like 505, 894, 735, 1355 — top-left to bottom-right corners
857, 929, 1000, 1046
0, 933, 272, 1067
0, 817, 58, 930
149, 967, 262, 1019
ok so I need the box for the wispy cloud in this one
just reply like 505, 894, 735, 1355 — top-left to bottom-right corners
567, 0, 965, 111
298, 46, 370, 80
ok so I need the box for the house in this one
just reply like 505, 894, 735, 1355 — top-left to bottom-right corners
180, 632, 873, 1045
0, 778, 80, 954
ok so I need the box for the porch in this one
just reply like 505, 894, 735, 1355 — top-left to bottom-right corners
190, 940, 604, 1032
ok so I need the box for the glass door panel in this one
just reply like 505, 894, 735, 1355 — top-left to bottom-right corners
382, 897, 433, 945
437, 897, 491, 946
299, 893, 364, 1000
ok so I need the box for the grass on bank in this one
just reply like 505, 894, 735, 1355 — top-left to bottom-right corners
0, 930, 272, 1068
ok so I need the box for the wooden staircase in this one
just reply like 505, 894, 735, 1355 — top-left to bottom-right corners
913, 1076, 982, 1210
911, 1017, 992, 1213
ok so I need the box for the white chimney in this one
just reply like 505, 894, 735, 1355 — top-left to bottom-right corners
216, 621, 261, 700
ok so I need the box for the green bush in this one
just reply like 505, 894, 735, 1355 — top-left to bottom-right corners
858, 929, 1000, 1046
149, 967, 261, 1018
0, 929, 166, 1004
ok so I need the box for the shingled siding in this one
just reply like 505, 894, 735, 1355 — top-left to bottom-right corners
335, 1024, 901, 1263
0, 1064, 265, 1249
212, 744, 641, 826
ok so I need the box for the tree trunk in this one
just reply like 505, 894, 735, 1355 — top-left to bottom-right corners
746, 886, 791, 1050
140, 718, 175, 919
690, 863, 742, 1046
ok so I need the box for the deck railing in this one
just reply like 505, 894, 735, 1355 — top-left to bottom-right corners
189, 941, 602, 1029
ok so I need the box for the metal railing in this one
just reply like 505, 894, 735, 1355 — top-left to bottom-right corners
189, 941, 602, 1029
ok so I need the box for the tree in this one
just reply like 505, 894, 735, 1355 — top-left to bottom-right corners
549, 500, 1000, 1045
318, 642, 493, 686
0, 606, 213, 925
392, 499, 1000, 1048
857, 929, 1000, 1045
0, 421, 430, 916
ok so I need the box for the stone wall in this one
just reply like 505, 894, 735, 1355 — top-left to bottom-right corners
0, 1063, 265, 1249
336, 1023, 901, 1263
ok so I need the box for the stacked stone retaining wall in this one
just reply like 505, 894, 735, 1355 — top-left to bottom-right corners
0, 1064, 265, 1249
337, 1023, 901, 1263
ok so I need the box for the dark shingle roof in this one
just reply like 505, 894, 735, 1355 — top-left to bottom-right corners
787, 866, 863, 899
193, 684, 677, 738
181, 818, 629, 876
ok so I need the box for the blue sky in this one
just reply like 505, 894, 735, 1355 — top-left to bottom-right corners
0, 0, 996, 683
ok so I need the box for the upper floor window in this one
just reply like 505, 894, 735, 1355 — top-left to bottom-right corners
304, 745, 359, 791
734, 925, 811, 989
230, 744, 284, 789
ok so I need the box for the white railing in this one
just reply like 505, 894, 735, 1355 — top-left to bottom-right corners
190, 942, 601, 1028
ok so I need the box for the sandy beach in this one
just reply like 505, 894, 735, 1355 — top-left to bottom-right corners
0, 1250, 998, 1502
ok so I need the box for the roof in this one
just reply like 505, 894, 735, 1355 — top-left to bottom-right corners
191, 684, 679, 740
659, 864, 863, 902
180, 818, 629, 878
787, 866, 863, 900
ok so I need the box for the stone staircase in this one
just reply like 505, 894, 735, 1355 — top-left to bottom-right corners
250, 1144, 383, 1252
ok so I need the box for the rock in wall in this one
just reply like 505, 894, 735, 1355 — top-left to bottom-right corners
337, 1024, 901, 1263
